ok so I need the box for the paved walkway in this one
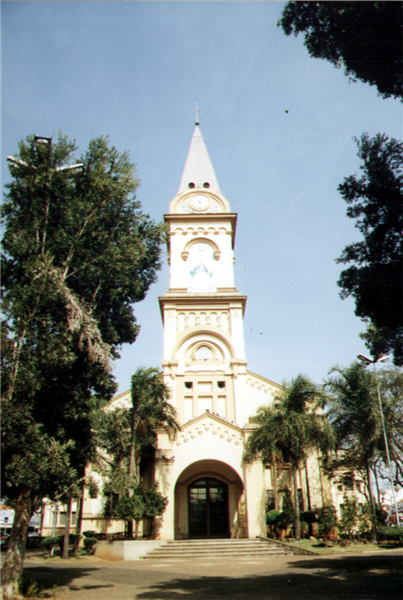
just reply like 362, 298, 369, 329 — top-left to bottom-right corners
20, 549, 402, 599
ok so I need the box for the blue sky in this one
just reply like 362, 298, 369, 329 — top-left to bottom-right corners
2, 1, 402, 393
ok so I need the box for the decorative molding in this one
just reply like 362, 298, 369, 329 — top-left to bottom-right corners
175, 419, 244, 447
181, 237, 221, 262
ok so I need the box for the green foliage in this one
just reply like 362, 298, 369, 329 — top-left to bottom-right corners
325, 363, 380, 476
278, 2, 403, 100
111, 484, 167, 525
277, 489, 296, 530
58, 534, 82, 554
40, 537, 59, 557
339, 496, 359, 538
1, 132, 165, 592
266, 510, 281, 525
82, 530, 99, 539
247, 375, 333, 468
143, 484, 168, 519
335, 134, 403, 365
83, 537, 98, 554
358, 503, 375, 536
377, 526, 403, 544
316, 505, 338, 538
85, 477, 99, 499
113, 490, 146, 523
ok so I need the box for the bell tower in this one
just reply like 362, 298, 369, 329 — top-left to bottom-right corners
159, 122, 249, 426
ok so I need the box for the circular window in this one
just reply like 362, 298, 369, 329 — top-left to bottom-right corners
195, 345, 213, 361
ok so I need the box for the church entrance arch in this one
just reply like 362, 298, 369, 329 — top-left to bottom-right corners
188, 477, 229, 538
174, 459, 245, 540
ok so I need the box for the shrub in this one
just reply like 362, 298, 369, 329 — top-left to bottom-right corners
276, 488, 296, 531
82, 530, 99, 539
266, 510, 281, 525
316, 505, 337, 538
84, 537, 98, 554
339, 496, 359, 540
377, 526, 403, 544
40, 536, 59, 558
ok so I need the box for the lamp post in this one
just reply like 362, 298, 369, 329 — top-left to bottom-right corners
357, 353, 400, 526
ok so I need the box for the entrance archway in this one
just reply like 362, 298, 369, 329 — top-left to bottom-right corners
188, 477, 229, 538
174, 459, 245, 540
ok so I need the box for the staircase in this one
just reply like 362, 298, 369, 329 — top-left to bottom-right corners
143, 538, 288, 559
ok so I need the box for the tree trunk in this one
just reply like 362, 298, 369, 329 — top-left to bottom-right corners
373, 463, 381, 506
135, 520, 141, 540
298, 467, 306, 512
127, 519, 133, 539
317, 448, 325, 507
272, 461, 278, 511
75, 486, 84, 536
292, 468, 301, 541
365, 457, 377, 543
62, 497, 72, 559
1, 487, 33, 600
305, 460, 312, 511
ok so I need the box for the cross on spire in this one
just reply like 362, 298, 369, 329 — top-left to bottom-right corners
192, 100, 202, 125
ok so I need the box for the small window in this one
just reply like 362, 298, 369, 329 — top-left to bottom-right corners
185, 382, 193, 389
188, 182, 195, 188
337, 485, 343, 492
203, 182, 210, 188
217, 381, 225, 389
266, 490, 275, 511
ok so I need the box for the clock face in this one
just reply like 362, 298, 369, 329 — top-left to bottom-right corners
189, 194, 211, 211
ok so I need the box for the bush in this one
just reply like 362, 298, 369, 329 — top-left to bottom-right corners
82, 530, 99, 539
266, 510, 281, 525
40, 536, 59, 557
316, 505, 338, 538
377, 526, 403, 544
83, 537, 98, 554
276, 489, 296, 531
54, 533, 83, 555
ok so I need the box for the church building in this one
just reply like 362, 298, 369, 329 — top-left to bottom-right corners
41, 121, 348, 541
105, 121, 333, 541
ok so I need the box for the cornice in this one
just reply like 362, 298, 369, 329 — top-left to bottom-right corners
159, 293, 247, 318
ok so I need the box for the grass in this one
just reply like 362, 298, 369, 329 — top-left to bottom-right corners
289, 538, 402, 555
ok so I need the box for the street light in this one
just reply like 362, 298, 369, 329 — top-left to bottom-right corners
357, 353, 400, 526
7, 136, 84, 177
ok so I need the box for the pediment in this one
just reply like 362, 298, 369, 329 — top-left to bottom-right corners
183, 411, 242, 432
174, 411, 244, 448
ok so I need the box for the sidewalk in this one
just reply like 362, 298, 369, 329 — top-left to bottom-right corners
21, 549, 403, 599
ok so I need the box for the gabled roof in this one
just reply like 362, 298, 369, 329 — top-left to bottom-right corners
178, 125, 221, 194
181, 410, 242, 433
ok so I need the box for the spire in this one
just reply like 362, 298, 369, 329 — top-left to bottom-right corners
178, 124, 221, 194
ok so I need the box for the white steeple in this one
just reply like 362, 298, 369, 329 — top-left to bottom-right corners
178, 125, 221, 194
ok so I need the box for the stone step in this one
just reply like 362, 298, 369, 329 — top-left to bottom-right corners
143, 539, 287, 559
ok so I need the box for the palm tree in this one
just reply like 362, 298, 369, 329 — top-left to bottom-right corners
94, 367, 180, 538
324, 362, 393, 539
247, 375, 333, 540
128, 367, 180, 484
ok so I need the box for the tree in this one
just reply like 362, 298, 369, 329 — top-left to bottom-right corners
278, 2, 403, 101
324, 362, 382, 540
246, 375, 333, 540
336, 134, 403, 366
374, 367, 403, 487
96, 367, 180, 538
1, 133, 165, 599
